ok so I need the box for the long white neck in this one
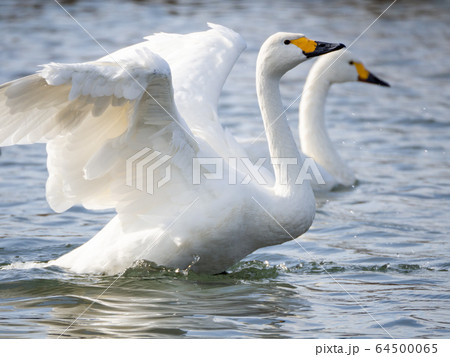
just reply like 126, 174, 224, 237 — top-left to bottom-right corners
256, 57, 310, 194
299, 70, 355, 186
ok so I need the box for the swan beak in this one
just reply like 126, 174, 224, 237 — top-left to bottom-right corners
354, 62, 390, 87
291, 37, 346, 58
360, 72, 390, 87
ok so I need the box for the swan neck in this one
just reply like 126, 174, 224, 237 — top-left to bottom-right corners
256, 65, 306, 191
299, 70, 355, 185
299, 75, 331, 147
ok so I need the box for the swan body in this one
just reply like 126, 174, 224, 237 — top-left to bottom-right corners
238, 49, 389, 191
0, 24, 344, 274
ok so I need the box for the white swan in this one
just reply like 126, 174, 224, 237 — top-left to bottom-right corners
0, 24, 344, 274
300, 49, 389, 188
239, 49, 389, 191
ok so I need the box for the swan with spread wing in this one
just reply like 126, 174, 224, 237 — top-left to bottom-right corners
0, 24, 344, 274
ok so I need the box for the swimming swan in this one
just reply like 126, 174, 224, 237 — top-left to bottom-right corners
300, 49, 389, 188
239, 49, 389, 191
0, 24, 344, 274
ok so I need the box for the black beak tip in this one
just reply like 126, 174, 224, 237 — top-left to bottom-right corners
305, 42, 346, 58
366, 73, 390, 87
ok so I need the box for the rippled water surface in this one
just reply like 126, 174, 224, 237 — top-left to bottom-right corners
1, 0, 449, 338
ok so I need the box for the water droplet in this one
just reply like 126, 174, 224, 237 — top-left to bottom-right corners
182, 255, 200, 274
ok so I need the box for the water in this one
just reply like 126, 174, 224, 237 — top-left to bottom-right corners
1, 0, 449, 338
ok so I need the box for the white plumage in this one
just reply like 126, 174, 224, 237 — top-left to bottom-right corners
0, 24, 344, 274
238, 49, 390, 191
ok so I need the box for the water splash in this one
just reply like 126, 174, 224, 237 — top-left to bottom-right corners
180, 254, 200, 276
1, 261, 49, 270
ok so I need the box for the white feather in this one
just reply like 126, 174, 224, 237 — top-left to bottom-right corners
238, 49, 388, 190
0, 25, 327, 275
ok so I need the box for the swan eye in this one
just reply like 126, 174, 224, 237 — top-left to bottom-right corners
284, 40, 291, 45
349, 61, 354, 65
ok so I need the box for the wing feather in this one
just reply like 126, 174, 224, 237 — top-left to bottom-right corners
0, 46, 196, 213
141, 23, 246, 128
140, 23, 247, 158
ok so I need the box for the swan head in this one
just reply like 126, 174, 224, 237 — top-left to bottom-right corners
315, 49, 390, 87
257, 33, 345, 77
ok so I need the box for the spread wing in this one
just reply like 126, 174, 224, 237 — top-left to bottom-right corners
112, 23, 248, 157
0, 46, 197, 213
141, 23, 246, 127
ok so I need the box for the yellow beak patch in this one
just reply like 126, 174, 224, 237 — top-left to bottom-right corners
354, 62, 370, 80
291, 37, 317, 54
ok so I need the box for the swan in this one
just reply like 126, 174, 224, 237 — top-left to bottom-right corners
238, 49, 389, 191
0, 24, 344, 275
